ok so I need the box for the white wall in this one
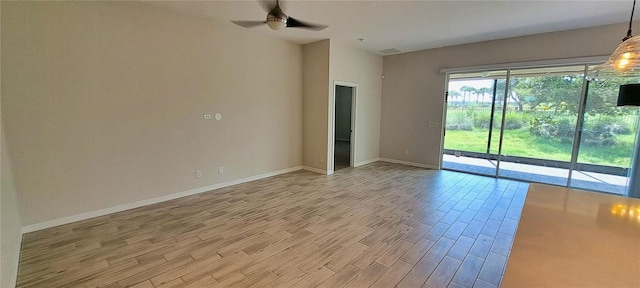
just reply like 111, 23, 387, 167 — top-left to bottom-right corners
380, 22, 632, 167
1, 1, 303, 227
330, 40, 383, 168
302, 40, 331, 173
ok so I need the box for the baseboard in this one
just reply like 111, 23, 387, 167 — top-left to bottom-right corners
303, 166, 329, 175
378, 158, 439, 170
8, 233, 23, 288
303, 158, 380, 172
354, 157, 380, 167
335, 138, 350, 142
21, 166, 304, 234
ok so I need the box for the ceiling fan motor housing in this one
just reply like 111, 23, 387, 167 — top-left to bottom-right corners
266, 6, 287, 30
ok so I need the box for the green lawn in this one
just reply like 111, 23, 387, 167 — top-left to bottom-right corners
444, 128, 635, 167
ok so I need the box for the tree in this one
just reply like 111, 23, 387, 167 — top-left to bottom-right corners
478, 87, 491, 105
473, 88, 482, 104
586, 77, 640, 116
460, 86, 476, 106
522, 75, 582, 114
496, 79, 525, 112
448, 90, 461, 104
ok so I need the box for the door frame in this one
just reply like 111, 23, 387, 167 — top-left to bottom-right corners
441, 71, 507, 177
440, 59, 640, 196
439, 56, 609, 175
439, 75, 450, 169
329, 81, 358, 173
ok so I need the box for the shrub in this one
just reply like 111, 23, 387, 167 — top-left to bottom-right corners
473, 113, 491, 129
446, 112, 474, 130
503, 113, 526, 130
529, 115, 556, 138
465, 105, 477, 118
583, 123, 618, 146
578, 116, 630, 146
583, 128, 616, 146
585, 116, 631, 135
554, 118, 576, 143
472, 112, 526, 130
529, 114, 630, 146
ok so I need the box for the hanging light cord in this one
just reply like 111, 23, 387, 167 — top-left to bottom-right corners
624, 0, 637, 41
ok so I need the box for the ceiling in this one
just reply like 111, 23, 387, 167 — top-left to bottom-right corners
151, 0, 634, 55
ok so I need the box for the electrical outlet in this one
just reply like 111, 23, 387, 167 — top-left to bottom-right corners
218, 167, 224, 174
404, 149, 409, 155
203, 114, 212, 119
428, 122, 438, 128
196, 170, 202, 178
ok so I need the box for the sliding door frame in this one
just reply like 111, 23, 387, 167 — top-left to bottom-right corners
440, 56, 638, 194
567, 66, 591, 183
494, 69, 511, 178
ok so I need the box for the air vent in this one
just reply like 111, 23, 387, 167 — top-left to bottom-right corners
379, 48, 402, 55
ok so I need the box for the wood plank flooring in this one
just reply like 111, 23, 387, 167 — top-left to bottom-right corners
16, 162, 528, 288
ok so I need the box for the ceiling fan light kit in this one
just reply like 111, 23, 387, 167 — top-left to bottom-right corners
266, 14, 287, 30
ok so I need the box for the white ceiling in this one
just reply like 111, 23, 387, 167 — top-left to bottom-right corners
151, 0, 634, 55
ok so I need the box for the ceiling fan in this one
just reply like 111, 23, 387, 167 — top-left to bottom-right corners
231, 0, 328, 31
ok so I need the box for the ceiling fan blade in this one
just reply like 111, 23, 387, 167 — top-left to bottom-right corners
286, 17, 328, 31
231, 20, 266, 28
259, 0, 276, 13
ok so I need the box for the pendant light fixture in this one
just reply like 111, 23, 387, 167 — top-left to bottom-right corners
591, 0, 640, 78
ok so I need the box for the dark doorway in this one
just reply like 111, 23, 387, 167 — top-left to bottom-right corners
334, 85, 353, 171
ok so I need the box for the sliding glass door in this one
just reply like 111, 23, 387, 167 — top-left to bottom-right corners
570, 69, 640, 194
442, 63, 640, 195
443, 70, 507, 176
497, 66, 585, 186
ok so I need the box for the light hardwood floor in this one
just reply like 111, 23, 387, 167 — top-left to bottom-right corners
16, 162, 528, 288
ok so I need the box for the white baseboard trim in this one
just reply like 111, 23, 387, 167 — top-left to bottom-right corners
378, 158, 439, 170
21, 166, 304, 234
303, 166, 329, 175
354, 157, 380, 167
8, 233, 23, 288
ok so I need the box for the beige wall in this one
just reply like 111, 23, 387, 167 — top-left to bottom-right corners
380, 22, 631, 167
302, 40, 330, 172
330, 40, 383, 168
1, 131, 22, 288
1, 1, 303, 226
1, 1, 24, 285
303, 39, 382, 172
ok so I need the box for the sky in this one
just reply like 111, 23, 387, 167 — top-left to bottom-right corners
447, 79, 494, 92
447, 79, 496, 103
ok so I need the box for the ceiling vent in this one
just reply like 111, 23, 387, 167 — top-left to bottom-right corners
379, 48, 402, 55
